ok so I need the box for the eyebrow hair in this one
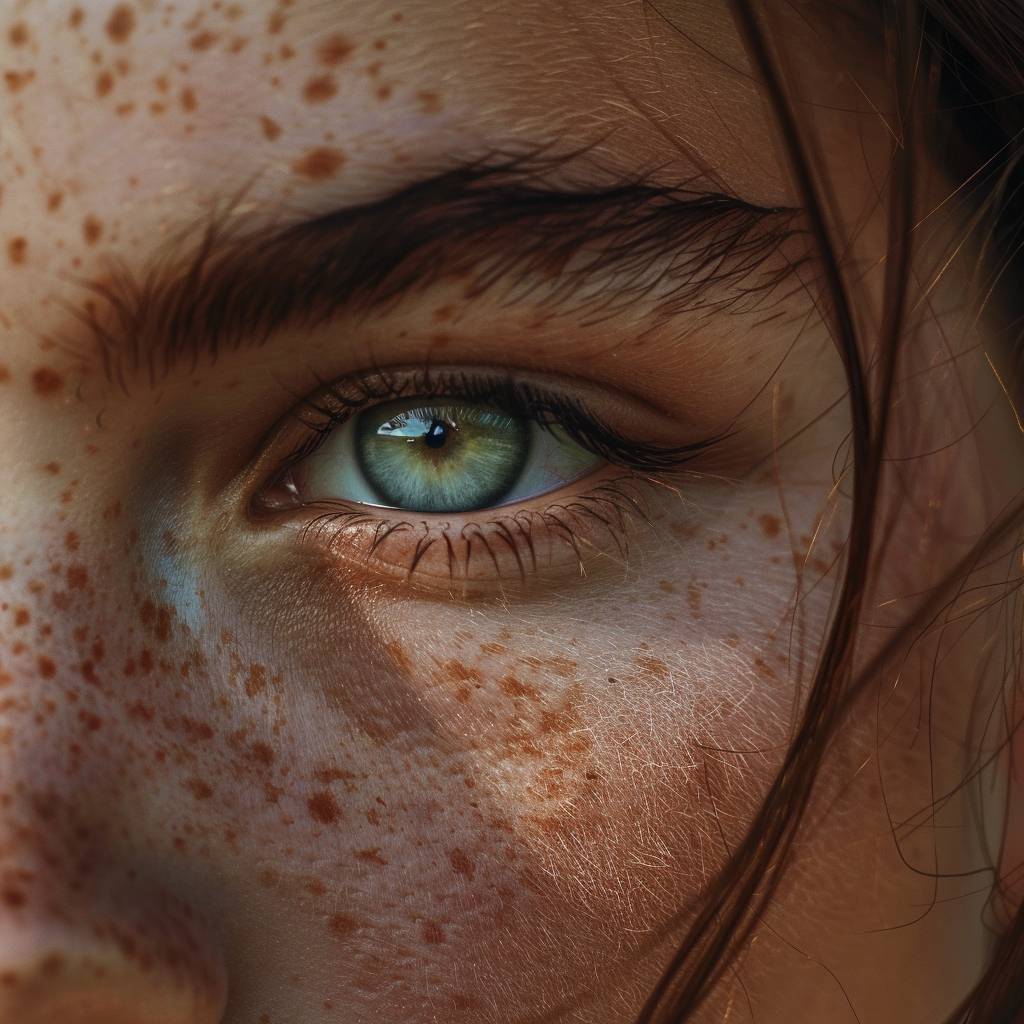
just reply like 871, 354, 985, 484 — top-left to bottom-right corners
68, 149, 802, 391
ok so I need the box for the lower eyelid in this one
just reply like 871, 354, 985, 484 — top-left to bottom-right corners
275, 471, 658, 597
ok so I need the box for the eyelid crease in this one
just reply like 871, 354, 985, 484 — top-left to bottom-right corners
67, 145, 805, 394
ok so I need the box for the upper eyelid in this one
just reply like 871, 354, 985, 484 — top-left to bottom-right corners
69, 148, 802, 395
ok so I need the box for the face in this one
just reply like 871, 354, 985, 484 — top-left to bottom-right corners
0, 2, 1020, 1023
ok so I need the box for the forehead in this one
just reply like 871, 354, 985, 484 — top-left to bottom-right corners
0, 0, 785, 225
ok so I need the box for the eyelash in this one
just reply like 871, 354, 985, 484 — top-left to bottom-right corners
254, 366, 720, 591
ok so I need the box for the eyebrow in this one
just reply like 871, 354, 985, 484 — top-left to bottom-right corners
68, 149, 801, 391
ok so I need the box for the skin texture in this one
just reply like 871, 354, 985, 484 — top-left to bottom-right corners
0, 2, 1021, 1023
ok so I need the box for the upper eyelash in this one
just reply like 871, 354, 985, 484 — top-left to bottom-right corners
287, 366, 726, 476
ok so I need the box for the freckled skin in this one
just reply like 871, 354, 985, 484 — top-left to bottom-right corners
0, 2, 1020, 1024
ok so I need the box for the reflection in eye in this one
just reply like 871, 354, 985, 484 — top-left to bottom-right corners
302, 397, 603, 513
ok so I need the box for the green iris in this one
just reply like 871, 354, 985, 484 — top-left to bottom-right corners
356, 399, 530, 512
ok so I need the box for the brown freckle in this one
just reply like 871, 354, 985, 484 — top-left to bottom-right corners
180, 87, 197, 112
149, 101, 166, 115
190, 31, 218, 51
365, 808, 380, 826
421, 920, 445, 944
417, 90, 442, 113
66, 565, 88, 590
308, 790, 341, 824
291, 146, 345, 180
244, 663, 266, 697
0, 365, 9, 383
317, 32, 353, 65
106, 4, 135, 43
8, 22, 29, 46
259, 114, 281, 140
77, 709, 102, 731
185, 777, 213, 800
154, 606, 172, 643
302, 74, 337, 103
31, 367, 63, 396
69, 8, 84, 29
7, 237, 28, 265
14, 609, 29, 626
328, 913, 358, 938
46, 191, 64, 212
267, 10, 286, 33
658, 579, 676, 593
95, 70, 114, 97
636, 655, 669, 680
82, 215, 103, 246
449, 847, 475, 881
249, 741, 274, 766
3, 70, 35, 92
375, 83, 392, 101
1, 888, 25, 908
758, 513, 781, 539
687, 581, 702, 618
354, 847, 388, 865
115, 102, 135, 116
753, 656, 777, 680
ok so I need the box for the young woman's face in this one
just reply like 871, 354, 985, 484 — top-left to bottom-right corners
0, 3, 1020, 1022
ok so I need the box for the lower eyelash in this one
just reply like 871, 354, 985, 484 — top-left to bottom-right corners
294, 474, 656, 593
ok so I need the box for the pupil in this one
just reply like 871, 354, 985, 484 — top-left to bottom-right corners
424, 419, 448, 449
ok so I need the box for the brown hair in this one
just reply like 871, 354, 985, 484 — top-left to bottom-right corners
630, 1, 1024, 1020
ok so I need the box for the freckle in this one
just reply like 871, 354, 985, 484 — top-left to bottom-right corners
37, 656, 56, 679
391, 11, 404, 22
0, 564, 14, 580
267, 11, 285, 33
317, 32, 353, 66
365, 808, 380, 826
66, 565, 88, 589
449, 847, 475, 881
308, 790, 341, 824
4, 70, 35, 92
31, 367, 63, 395
1, 888, 25, 908
355, 847, 388, 865
0, 365, 9, 383
180, 86, 197, 112
14, 609, 29, 626
291, 146, 345, 181
758, 513, 781, 539
259, 114, 281, 140
64, 531, 79, 552
479, 642, 506, 655
95, 70, 115, 97
77, 709, 102, 731
82, 215, 103, 246
417, 90, 442, 113
8, 22, 29, 47
375, 84, 392, 101
278, 43, 294, 59
7, 237, 27, 265
149, 101, 166, 115
303, 74, 337, 103
185, 777, 214, 800
636, 655, 669, 680
115, 102, 135, 117
105, 4, 135, 43
422, 920, 445, 944
328, 913, 358, 939
69, 8, 84, 29
249, 741, 275, 766
687, 581, 702, 618
190, 31, 218, 51
46, 191, 64, 212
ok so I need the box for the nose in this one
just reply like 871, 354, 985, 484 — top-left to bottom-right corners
0, 894, 227, 1024
0, 827, 227, 1024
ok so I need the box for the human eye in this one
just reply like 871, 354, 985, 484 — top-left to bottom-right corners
249, 365, 720, 594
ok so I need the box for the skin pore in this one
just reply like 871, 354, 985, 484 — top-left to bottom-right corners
0, 2, 1021, 1023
